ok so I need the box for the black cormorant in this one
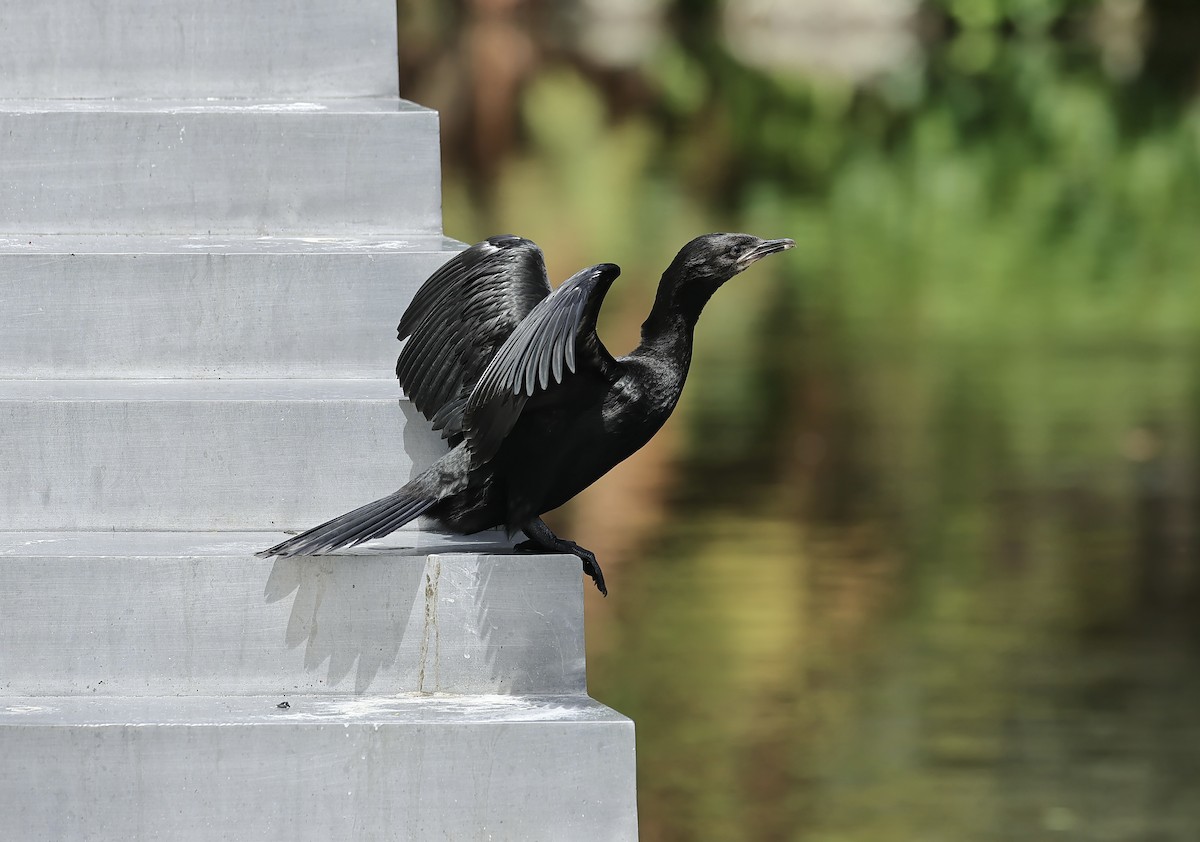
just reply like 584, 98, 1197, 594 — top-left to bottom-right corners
259, 232, 794, 595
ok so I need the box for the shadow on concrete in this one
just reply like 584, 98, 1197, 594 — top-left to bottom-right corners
469, 553, 588, 696
263, 538, 521, 694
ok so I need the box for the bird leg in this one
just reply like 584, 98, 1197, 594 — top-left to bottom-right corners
517, 517, 607, 597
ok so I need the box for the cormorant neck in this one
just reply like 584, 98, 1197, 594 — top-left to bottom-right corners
635, 267, 715, 361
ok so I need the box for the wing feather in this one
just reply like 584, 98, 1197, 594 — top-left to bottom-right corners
549, 300, 575, 383
396, 236, 551, 438
538, 301, 573, 390
564, 289, 581, 374
463, 263, 622, 466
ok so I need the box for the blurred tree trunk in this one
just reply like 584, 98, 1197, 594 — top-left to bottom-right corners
1142, 0, 1200, 98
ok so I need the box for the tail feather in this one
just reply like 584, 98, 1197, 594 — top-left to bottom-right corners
256, 489, 436, 558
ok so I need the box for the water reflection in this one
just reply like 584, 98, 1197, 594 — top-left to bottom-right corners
575, 341, 1200, 841
398, 0, 1200, 837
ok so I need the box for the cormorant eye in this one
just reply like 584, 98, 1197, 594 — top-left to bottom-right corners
729, 244, 744, 259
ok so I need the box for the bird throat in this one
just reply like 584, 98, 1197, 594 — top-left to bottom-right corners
639, 268, 723, 353
636, 298, 702, 371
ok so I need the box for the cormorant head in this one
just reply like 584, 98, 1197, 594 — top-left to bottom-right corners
641, 232, 794, 339
657, 233, 794, 322
671, 232, 794, 286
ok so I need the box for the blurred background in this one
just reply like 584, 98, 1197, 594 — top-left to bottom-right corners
397, 1, 1200, 839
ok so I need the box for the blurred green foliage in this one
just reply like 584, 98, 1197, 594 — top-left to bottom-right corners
402, 0, 1200, 838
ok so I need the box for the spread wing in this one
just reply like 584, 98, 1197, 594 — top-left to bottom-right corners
463, 262, 623, 466
396, 235, 551, 440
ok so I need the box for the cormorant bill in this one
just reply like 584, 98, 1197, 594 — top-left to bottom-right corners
258, 232, 795, 596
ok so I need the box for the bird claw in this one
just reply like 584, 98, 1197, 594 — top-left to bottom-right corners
573, 545, 607, 597
585, 562, 607, 597
513, 538, 607, 596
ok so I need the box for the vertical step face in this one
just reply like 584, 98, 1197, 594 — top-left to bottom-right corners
0, 380, 445, 531
0, 696, 639, 842
0, 235, 463, 378
0, 2, 639, 837
0, 535, 586, 697
0, 0, 399, 98
0, 100, 442, 236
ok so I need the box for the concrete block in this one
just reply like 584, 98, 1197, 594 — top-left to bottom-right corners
0, 234, 463, 378
0, 3, 640, 837
0, 0, 399, 98
0, 533, 585, 696
0, 99, 441, 236
0, 694, 638, 841
0, 379, 446, 530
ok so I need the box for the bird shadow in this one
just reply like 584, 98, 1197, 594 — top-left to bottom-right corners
262, 539, 526, 695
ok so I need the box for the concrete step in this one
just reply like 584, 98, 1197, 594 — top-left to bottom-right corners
0, 693, 637, 841
0, 99, 441, 236
0, 234, 463, 378
0, 0, 398, 99
0, 379, 445, 530
0, 533, 584, 697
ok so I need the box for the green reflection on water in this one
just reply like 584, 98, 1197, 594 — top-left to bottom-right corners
590, 343, 1200, 841
406, 1, 1200, 837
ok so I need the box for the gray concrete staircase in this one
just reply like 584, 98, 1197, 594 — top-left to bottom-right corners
0, 2, 637, 839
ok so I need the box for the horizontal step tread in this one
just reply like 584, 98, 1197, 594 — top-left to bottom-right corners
0, 233, 460, 254
0, 97, 431, 115
0, 529, 512, 557
0, 693, 626, 726
0, 378, 410, 401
